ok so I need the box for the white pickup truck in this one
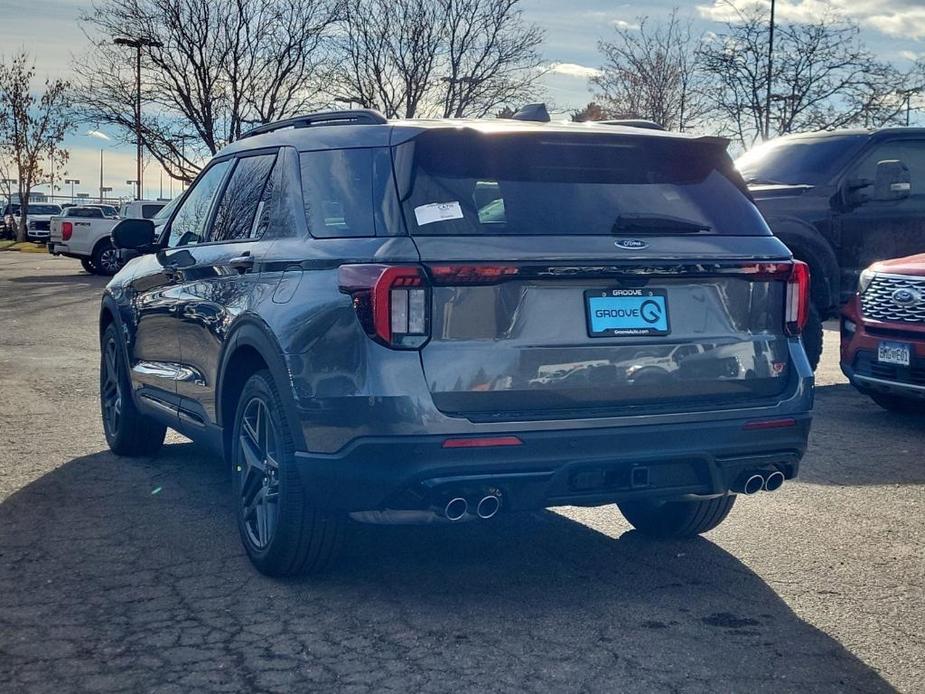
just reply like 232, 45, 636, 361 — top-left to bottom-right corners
49, 200, 168, 274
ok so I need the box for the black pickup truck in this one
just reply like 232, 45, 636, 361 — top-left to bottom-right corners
737, 128, 925, 368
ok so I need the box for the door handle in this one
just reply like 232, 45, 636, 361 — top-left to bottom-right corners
227, 252, 255, 273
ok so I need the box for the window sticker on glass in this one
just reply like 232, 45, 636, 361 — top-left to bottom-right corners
414, 201, 464, 226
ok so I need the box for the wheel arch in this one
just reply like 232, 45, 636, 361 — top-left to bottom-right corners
216, 318, 307, 460
767, 217, 840, 314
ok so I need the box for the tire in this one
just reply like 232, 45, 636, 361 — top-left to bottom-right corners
80, 258, 96, 274
802, 304, 824, 371
232, 370, 343, 576
100, 324, 167, 456
92, 239, 123, 276
870, 393, 923, 414
618, 495, 736, 539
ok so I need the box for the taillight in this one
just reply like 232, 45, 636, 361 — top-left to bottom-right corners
61, 222, 73, 241
338, 264, 429, 349
785, 260, 810, 336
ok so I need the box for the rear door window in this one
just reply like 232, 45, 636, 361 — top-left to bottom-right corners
397, 130, 769, 237
209, 153, 277, 242
141, 204, 163, 219
299, 149, 375, 237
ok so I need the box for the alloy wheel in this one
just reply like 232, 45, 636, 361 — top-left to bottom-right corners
101, 337, 122, 436
237, 397, 281, 550
99, 247, 122, 274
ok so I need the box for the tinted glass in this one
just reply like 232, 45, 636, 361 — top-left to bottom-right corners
28, 205, 61, 215
167, 160, 232, 247
141, 204, 163, 219
210, 154, 276, 242
736, 135, 866, 185
69, 208, 103, 218
851, 140, 925, 194
300, 149, 374, 237
99, 205, 119, 217
400, 131, 767, 236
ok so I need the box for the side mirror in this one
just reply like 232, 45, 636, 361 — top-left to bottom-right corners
111, 218, 155, 251
872, 160, 911, 201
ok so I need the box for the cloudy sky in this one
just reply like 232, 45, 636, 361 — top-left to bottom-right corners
1, 0, 924, 200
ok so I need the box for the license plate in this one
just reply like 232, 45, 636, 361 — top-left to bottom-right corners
878, 341, 910, 366
586, 289, 670, 337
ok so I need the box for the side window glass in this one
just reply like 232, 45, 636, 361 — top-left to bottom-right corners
853, 141, 925, 195
167, 160, 232, 247
300, 149, 375, 237
209, 154, 277, 242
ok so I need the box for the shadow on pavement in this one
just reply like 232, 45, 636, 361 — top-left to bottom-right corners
0, 443, 893, 692
799, 383, 925, 486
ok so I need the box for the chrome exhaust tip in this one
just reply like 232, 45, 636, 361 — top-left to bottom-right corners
764, 470, 785, 492
742, 474, 765, 495
476, 495, 501, 519
444, 497, 468, 521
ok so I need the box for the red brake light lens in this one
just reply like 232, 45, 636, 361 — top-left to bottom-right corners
61, 222, 73, 241
785, 261, 810, 336
338, 264, 429, 349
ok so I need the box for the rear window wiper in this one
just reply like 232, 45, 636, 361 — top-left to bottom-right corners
612, 214, 711, 234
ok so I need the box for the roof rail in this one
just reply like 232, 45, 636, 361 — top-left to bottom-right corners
239, 109, 388, 140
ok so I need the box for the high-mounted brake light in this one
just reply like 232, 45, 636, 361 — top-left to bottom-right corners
61, 222, 73, 241
428, 264, 520, 285
785, 260, 810, 336
338, 264, 429, 349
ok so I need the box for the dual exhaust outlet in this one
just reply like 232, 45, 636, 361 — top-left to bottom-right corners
443, 493, 501, 521
736, 469, 785, 495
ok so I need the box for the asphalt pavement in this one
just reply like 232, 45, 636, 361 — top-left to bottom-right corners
0, 252, 922, 693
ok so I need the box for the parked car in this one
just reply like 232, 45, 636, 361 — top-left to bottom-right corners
100, 109, 814, 577
737, 127, 925, 370
49, 199, 170, 274
841, 254, 925, 413
1, 202, 62, 242
119, 199, 165, 219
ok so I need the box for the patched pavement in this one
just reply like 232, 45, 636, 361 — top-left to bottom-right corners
0, 253, 922, 693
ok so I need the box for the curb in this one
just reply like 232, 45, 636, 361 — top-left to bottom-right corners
0, 242, 48, 253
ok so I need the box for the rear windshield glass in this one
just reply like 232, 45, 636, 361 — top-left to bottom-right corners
26, 204, 61, 215
397, 130, 768, 236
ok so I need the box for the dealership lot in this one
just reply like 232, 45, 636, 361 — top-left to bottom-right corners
0, 253, 922, 693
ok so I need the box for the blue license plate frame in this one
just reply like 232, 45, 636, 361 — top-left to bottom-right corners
585, 288, 670, 337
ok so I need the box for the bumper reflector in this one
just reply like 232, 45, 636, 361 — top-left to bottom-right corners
743, 418, 797, 431
442, 436, 524, 449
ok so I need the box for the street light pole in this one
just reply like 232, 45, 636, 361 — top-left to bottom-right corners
764, 0, 776, 141
65, 178, 80, 203
114, 36, 162, 201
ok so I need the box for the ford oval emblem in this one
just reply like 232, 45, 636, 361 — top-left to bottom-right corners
892, 287, 920, 306
614, 239, 649, 250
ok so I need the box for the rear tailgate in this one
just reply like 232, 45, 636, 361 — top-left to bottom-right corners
415, 236, 794, 419
396, 127, 799, 420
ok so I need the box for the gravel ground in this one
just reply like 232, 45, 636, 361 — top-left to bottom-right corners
0, 252, 922, 693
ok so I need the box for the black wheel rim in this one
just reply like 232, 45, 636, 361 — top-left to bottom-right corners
99, 247, 121, 274
237, 397, 281, 550
101, 337, 122, 436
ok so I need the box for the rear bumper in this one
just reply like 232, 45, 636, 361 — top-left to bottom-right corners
293, 413, 811, 513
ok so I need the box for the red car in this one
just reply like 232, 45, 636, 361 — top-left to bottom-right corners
841, 254, 925, 413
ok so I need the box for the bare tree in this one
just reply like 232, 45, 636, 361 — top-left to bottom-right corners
699, 2, 912, 147
0, 52, 71, 242
592, 10, 710, 131
570, 102, 609, 122
336, 0, 544, 119
75, 0, 342, 182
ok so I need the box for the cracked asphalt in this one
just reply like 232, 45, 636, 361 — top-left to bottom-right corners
0, 253, 922, 693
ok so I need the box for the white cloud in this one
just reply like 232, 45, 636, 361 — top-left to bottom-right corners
697, 0, 925, 41
612, 19, 641, 30
85, 130, 111, 141
548, 62, 602, 78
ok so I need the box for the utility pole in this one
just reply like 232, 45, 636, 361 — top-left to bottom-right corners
114, 36, 162, 201
764, 0, 776, 141
99, 149, 105, 202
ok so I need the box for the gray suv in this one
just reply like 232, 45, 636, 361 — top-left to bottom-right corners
100, 109, 814, 576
